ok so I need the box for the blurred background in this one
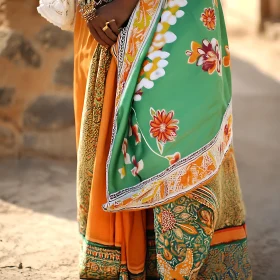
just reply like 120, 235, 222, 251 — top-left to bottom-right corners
0, 0, 279, 279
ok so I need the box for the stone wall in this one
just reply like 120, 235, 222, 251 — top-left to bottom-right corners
0, 0, 76, 159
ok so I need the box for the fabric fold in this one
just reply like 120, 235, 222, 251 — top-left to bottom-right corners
37, 0, 76, 31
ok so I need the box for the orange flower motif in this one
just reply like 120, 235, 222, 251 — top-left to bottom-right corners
201, 8, 216, 30
150, 109, 179, 143
223, 45, 231, 67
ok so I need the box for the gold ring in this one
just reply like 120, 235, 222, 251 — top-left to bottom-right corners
102, 19, 116, 32
102, 25, 109, 32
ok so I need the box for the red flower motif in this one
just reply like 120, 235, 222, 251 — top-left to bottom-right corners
197, 39, 222, 75
150, 110, 179, 143
186, 39, 222, 75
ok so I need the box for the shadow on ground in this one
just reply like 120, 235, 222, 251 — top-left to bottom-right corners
0, 56, 280, 279
0, 158, 77, 221
232, 56, 280, 280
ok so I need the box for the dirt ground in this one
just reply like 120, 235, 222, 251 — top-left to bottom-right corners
0, 159, 79, 279
0, 34, 280, 279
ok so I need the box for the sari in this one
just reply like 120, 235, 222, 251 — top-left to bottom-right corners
74, 0, 252, 279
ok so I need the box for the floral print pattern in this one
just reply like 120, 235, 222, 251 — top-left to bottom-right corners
150, 109, 179, 144
198, 239, 252, 279
107, 0, 234, 212
201, 8, 216, 30
114, 0, 161, 107
154, 193, 215, 279
106, 106, 233, 211
186, 38, 222, 75
134, 0, 188, 101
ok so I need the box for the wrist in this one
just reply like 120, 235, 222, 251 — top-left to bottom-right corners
114, 0, 139, 16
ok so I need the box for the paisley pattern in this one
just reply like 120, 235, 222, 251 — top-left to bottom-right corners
154, 189, 216, 279
198, 239, 252, 280
78, 150, 251, 278
152, 149, 252, 279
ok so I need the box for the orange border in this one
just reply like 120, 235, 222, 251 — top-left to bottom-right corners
211, 224, 247, 246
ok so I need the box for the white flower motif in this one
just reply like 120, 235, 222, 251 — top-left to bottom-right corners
165, 31, 177, 43
150, 68, 166, 81
148, 50, 170, 60
157, 59, 168, 68
176, 10, 185, 18
168, 0, 188, 8
161, 10, 177, 25
143, 62, 153, 72
134, 93, 142, 101
149, 30, 177, 52
157, 22, 163, 32
136, 78, 154, 92
134, 0, 188, 101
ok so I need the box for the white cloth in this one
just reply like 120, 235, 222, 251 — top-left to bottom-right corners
37, 0, 76, 31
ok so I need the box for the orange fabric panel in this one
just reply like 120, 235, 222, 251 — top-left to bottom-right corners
73, 11, 148, 273
74, 12, 97, 147
211, 224, 247, 246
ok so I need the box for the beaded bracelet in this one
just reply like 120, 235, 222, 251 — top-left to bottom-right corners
79, 1, 97, 22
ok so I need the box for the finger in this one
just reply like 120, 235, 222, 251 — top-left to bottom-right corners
109, 21, 120, 36
104, 26, 118, 42
96, 25, 115, 46
87, 22, 107, 47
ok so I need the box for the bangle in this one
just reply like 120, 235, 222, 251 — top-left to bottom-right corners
78, 1, 97, 22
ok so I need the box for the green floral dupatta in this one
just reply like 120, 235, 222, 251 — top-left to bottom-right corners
104, 0, 233, 211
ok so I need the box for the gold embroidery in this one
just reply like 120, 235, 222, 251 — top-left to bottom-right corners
77, 45, 112, 235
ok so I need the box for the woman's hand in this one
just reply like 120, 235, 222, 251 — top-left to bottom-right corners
87, 0, 139, 47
